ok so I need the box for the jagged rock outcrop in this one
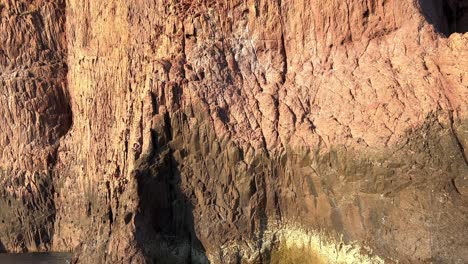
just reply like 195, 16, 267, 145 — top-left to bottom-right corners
0, 0, 69, 252
1, 0, 467, 263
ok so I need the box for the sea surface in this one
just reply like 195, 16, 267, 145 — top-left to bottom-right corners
0, 252, 71, 264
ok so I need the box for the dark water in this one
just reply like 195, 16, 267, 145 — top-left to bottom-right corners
0, 253, 71, 264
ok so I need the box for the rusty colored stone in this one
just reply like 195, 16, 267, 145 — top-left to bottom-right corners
1, 1, 467, 263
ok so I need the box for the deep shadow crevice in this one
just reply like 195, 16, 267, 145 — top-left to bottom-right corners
420, 0, 468, 35
133, 113, 209, 263
0, 240, 5, 253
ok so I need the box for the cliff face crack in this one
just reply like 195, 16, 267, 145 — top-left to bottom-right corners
449, 112, 468, 165
277, 0, 287, 85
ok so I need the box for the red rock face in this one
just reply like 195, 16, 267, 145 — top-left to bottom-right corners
0, 0, 70, 252
1, 0, 467, 263
0, 0, 69, 172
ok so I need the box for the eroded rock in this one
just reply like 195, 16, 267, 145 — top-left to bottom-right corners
1, 0, 467, 263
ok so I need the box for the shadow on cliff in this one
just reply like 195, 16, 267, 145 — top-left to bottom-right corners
419, 0, 468, 35
133, 136, 209, 264
0, 240, 5, 253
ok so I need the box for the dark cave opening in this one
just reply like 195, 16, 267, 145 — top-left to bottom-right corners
420, 0, 468, 35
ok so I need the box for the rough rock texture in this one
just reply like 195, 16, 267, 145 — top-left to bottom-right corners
1, 0, 468, 263
0, 0, 70, 252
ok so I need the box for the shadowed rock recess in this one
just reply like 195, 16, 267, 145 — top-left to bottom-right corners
0, 0, 467, 263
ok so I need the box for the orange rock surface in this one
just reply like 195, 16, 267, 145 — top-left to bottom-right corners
0, 0, 467, 263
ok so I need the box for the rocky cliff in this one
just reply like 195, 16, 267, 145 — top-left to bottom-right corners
0, 0, 467, 263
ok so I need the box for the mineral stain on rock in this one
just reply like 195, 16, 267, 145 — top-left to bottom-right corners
270, 246, 325, 264
1, 0, 467, 263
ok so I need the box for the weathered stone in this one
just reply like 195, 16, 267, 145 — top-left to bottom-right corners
1, 1, 467, 264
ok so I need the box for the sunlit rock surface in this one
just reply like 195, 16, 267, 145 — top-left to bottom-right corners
0, 0, 467, 263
